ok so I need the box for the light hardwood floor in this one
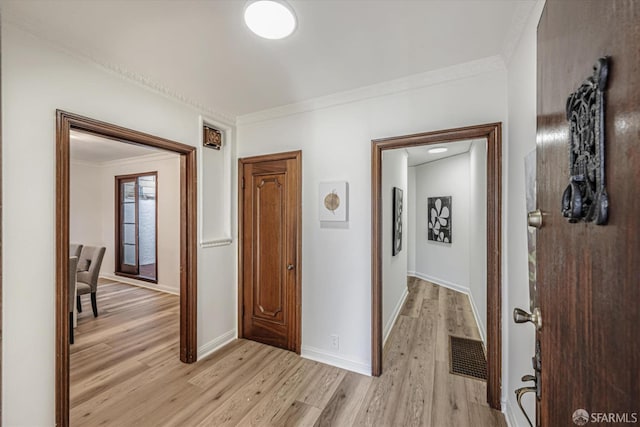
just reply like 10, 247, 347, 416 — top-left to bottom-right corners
70, 277, 506, 426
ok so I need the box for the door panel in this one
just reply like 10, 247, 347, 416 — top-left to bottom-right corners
537, 2, 640, 425
240, 152, 301, 353
120, 178, 138, 274
254, 174, 285, 323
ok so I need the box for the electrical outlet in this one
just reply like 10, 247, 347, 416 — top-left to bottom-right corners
330, 334, 339, 350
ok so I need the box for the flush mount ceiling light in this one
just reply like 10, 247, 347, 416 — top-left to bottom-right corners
244, 0, 297, 40
428, 147, 448, 154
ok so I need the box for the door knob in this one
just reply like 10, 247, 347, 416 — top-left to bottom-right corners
513, 307, 542, 330
287, 264, 295, 271
527, 209, 544, 228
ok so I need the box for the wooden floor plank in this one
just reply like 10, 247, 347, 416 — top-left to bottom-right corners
236, 360, 323, 426
400, 276, 425, 318
313, 372, 372, 427
195, 352, 302, 426
274, 400, 323, 427
431, 361, 473, 427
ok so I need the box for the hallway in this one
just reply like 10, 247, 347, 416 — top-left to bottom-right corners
355, 277, 504, 426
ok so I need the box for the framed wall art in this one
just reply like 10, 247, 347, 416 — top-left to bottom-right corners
428, 196, 452, 243
392, 187, 403, 256
319, 181, 348, 222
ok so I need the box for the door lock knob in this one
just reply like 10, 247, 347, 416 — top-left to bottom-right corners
513, 307, 542, 330
287, 264, 295, 271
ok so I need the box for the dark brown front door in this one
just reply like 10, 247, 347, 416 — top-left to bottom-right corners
537, 2, 640, 426
239, 151, 301, 353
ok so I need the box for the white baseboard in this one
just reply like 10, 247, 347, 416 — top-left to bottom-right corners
408, 272, 485, 343
197, 329, 237, 360
383, 287, 409, 346
408, 271, 469, 294
301, 345, 371, 376
467, 290, 487, 343
503, 399, 519, 427
100, 274, 179, 295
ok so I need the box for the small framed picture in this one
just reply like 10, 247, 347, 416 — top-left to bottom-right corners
428, 196, 452, 243
392, 187, 403, 255
319, 181, 348, 222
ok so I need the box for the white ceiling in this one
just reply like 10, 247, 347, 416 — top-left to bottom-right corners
4, 0, 535, 119
70, 130, 167, 163
405, 138, 478, 167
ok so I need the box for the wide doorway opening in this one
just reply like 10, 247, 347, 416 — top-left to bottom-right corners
55, 111, 198, 426
371, 123, 503, 410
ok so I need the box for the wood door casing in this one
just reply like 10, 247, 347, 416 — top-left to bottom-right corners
371, 123, 502, 409
55, 111, 198, 427
239, 151, 301, 353
537, 2, 640, 426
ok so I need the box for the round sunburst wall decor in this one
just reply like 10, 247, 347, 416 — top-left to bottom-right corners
324, 190, 340, 213
319, 181, 348, 222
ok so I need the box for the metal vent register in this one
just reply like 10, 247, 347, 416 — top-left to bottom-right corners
449, 336, 487, 380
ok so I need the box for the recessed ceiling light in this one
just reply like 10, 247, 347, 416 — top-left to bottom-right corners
428, 147, 448, 154
244, 0, 297, 40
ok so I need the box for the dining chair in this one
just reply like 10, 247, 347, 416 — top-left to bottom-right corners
76, 246, 106, 317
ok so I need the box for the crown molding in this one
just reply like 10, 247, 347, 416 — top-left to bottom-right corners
3, 16, 236, 126
237, 55, 506, 126
501, 0, 539, 65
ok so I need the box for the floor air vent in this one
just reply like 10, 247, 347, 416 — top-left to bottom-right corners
449, 336, 487, 380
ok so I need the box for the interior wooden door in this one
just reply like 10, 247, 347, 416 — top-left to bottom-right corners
239, 151, 301, 353
536, 2, 640, 425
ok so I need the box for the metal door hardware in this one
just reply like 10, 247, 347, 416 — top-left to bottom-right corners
515, 379, 537, 427
287, 264, 295, 270
516, 341, 542, 427
532, 340, 542, 400
562, 57, 609, 225
513, 307, 542, 330
527, 209, 544, 229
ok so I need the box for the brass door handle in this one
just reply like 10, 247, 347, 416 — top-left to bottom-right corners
513, 307, 542, 330
515, 385, 537, 427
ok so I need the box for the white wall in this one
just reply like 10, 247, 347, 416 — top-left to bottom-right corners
237, 63, 508, 375
2, 23, 237, 425
71, 153, 182, 294
504, 1, 545, 425
407, 167, 417, 274
468, 140, 488, 341
412, 153, 471, 290
381, 149, 408, 344
70, 162, 103, 246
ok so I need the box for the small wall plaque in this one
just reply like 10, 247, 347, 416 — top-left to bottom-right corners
203, 125, 223, 150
